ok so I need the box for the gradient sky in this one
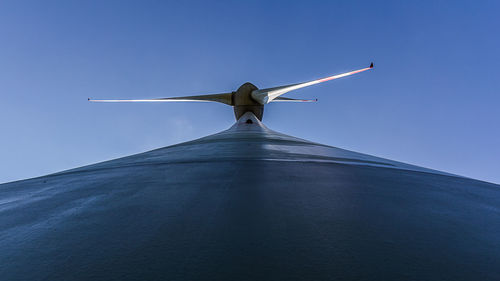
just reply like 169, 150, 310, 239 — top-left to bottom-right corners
1, 0, 499, 184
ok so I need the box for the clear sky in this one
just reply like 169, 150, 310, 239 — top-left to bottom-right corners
1, 0, 499, 184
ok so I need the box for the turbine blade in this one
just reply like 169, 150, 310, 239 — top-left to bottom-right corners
272, 97, 318, 102
88, 92, 234, 105
251, 63, 373, 104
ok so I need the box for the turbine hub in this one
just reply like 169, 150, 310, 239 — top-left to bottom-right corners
233, 82, 264, 121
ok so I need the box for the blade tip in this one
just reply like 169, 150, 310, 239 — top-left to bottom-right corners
370, 62, 374, 68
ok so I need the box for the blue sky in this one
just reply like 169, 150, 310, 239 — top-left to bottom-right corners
1, 0, 499, 184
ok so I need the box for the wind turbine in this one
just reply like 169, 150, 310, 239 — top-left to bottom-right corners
3, 61, 500, 281
89, 63, 374, 120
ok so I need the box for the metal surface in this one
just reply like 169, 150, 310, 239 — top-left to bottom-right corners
1, 112, 499, 280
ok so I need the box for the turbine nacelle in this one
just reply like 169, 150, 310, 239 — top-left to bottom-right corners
89, 63, 373, 121
233, 82, 263, 120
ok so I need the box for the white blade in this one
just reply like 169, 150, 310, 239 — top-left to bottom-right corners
88, 98, 211, 102
251, 63, 373, 104
271, 97, 318, 102
88, 92, 234, 105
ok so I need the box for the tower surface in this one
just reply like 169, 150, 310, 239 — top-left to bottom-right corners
1, 112, 499, 280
